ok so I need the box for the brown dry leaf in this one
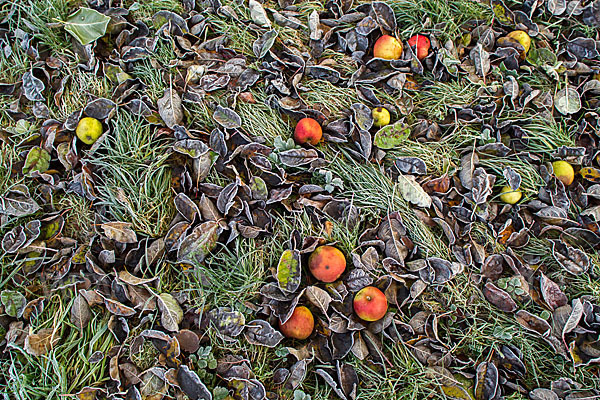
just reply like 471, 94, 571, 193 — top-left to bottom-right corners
25, 328, 60, 356
101, 222, 137, 244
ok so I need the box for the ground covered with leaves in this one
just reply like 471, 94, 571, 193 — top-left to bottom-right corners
1, 0, 600, 399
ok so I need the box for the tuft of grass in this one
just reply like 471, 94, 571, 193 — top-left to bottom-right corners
2, 293, 115, 398
92, 111, 175, 237
328, 152, 451, 259
14, 0, 77, 55
237, 93, 292, 145
131, 59, 168, 103
125, 0, 184, 23
390, 0, 494, 41
520, 115, 576, 153
479, 154, 544, 199
351, 343, 444, 400
412, 80, 479, 121
0, 37, 30, 84
301, 80, 360, 120
52, 71, 111, 121
386, 138, 459, 177
55, 193, 94, 242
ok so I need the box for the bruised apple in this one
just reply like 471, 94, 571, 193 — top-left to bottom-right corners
294, 118, 322, 145
353, 286, 388, 322
308, 245, 346, 283
279, 306, 314, 339
407, 34, 430, 60
373, 35, 403, 60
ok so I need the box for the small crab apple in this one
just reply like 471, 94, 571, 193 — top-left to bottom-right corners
373, 35, 403, 60
294, 118, 322, 145
279, 306, 314, 340
353, 286, 388, 322
308, 245, 346, 283
407, 34, 431, 60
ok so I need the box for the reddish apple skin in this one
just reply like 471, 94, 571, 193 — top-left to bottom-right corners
353, 286, 388, 322
279, 306, 314, 340
294, 118, 322, 145
407, 34, 430, 60
308, 245, 346, 283
373, 35, 403, 60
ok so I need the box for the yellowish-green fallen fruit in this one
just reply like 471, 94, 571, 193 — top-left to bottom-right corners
76, 117, 103, 145
499, 186, 522, 204
372, 107, 391, 127
507, 30, 531, 53
552, 160, 575, 186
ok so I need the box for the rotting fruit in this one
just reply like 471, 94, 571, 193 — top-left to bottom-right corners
76, 117, 104, 145
279, 306, 314, 340
294, 117, 322, 145
353, 286, 388, 322
308, 245, 346, 283
373, 35, 403, 60
507, 30, 531, 54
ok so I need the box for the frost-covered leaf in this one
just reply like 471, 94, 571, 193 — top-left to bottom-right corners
397, 174, 432, 208
277, 249, 301, 293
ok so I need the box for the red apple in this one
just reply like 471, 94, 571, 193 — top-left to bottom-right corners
308, 245, 346, 283
294, 118, 322, 145
373, 35, 403, 60
353, 286, 388, 322
407, 34, 430, 60
279, 306, 314, 339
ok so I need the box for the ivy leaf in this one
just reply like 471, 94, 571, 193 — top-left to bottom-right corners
64, 8, 111, 45
22, 147, 50, 176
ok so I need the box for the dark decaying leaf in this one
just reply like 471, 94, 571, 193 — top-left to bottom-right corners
551, 239, 589, 275
305, 285, 331, 315
315, 369, 347, 400
22, 71, 45, 101
516, 310, 552, 336
540, 273, 567, 310
71, 294, 91, 330
474, 362, 499, 400
177, 221, 221, 265
177, 365, 212, 400
253, 30, 278, 59
482, 282, 517, 312
157, 293, 184, 332
213, 105, 242, 129
244, 319, 284, 347
337, 362, 358, 400
284, 360, 307, 390
470, 44, 491, 77
157, 89, 184, 128
208, 307, 246, 339
394, 157, 427, 175
278, 148, 318, 167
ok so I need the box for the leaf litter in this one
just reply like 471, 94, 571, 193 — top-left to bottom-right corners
1, 0, 600, 399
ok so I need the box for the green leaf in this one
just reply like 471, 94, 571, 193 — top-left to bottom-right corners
373, 121, 410, 149
554, 87, 581, 115
1, 290, 27, 318
276, 249, 301, 293
22, 147, 50, 176
64, 8, 110, 46
527, 47, 557, 67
